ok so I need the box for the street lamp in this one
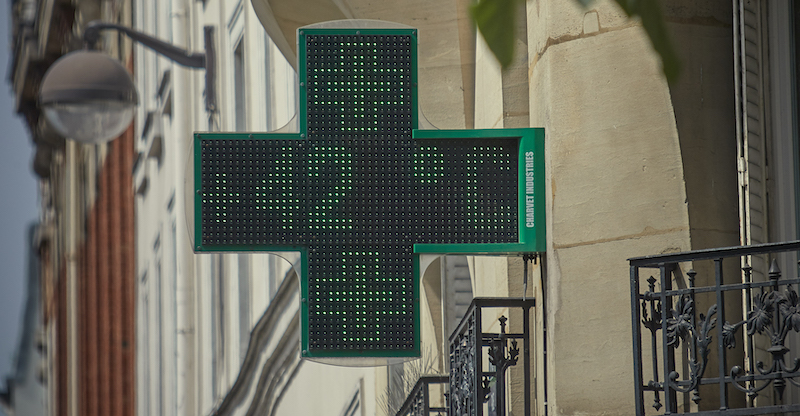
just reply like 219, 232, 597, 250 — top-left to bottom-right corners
39, 20, 216, 144
39, 50, 138, 144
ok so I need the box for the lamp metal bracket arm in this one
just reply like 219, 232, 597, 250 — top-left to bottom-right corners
83, 20, 217, 113
84, 20, 205, 68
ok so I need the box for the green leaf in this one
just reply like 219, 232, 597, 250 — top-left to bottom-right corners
471, 0, 518, 68
471, 0, 681, 82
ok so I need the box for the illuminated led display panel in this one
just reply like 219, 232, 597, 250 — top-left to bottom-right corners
195, 28, 545, 359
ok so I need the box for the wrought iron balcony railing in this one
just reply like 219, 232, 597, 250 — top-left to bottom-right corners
449, 297, 535, 416
630, 240, 800, 415
395, 375, 449, 416
394, 297, 535, 416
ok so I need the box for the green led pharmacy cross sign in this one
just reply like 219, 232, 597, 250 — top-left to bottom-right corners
194, 27, 545, 360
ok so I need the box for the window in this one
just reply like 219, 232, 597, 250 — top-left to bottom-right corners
170, 221, 178, 415
155, 258, 164, 415
739, 0, 800, 404
137, 272, 149, 416
237, 255, 250, 363
264, 35, 298, 130
421, 255, 473, 372
233, 40, 246, 131
441, 256, 473, 337
211, 255, 225, 399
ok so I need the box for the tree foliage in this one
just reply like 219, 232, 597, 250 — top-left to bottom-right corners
471, 0, 680, 82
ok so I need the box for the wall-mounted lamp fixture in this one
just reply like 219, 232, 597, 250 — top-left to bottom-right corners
39, 20, 216, 144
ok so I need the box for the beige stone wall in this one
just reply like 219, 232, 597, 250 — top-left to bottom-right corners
519, 0, 737, 413
665, 2, 738, 252
273, 363, 384, 416
251, 0, 473, 129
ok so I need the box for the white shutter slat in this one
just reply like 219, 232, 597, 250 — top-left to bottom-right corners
736, 0, 768, 247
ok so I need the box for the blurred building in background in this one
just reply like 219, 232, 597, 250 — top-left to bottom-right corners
0, 225, 46, 416
8, 0, 136, 415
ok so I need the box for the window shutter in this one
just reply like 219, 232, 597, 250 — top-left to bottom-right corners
735, 0, 769, 249
441, 256, 473, 337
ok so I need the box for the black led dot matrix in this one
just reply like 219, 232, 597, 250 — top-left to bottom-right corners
195, 25, 545, 360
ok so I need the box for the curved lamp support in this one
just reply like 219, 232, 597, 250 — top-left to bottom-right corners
85, 20, 217, 113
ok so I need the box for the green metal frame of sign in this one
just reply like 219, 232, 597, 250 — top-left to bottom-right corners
412, 128, 545, 254
193, 129, 545, 254
193, 27, 546, 360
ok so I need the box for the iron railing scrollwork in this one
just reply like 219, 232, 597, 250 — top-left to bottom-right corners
450, 308, 476, 416
449, 298, 534, 416
631, 240, 800, 415
395, 375, 449, 416
394, 297, 535, 416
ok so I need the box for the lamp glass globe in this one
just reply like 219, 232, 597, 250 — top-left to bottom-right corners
39, 50, 138, 144
43, 100, 135, 144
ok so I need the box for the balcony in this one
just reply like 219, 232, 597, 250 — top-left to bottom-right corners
630, 240, 800, 415
395, 375, 448, 416
397, 297, 535, 416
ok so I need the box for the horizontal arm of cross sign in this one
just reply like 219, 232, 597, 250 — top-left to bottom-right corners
411, 127, 546, 255
194, 128, 545, 254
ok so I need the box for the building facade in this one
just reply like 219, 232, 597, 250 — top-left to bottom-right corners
130, 0, 800, 413
129, 0, 298, 413
9, 0, 800, 415
0, 225, 47, 416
